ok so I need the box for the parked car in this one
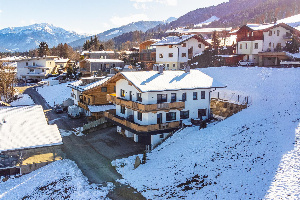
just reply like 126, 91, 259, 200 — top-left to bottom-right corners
54, 105, 63, 113
0, 154, 19, 168
238, 60, 254, 66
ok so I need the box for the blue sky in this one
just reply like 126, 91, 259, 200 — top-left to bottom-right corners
0, 0, 228, 34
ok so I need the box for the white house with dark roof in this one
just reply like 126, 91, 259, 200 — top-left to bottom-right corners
105, 68, 225, 147
152, 34, 210, 70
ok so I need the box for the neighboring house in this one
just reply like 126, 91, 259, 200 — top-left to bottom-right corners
79, 59, 124, 76
81, 51, 116, 59
152, 34, 210, 70
0, 105, 63, 174
236, 21, 300, 66
69, 76, 115, 119
54, 59, 75, 74
104, 67, 225, 147
17, 56, 58, 81
259, 23, 300, 66
139, 39, 158, 69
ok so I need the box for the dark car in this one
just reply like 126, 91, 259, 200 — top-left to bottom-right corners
0, 154, 19, 168
54, 105, 63, 113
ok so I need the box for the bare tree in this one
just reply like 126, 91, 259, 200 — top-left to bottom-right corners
0, 62, 16, 102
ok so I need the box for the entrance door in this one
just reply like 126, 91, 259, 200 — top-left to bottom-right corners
157, 113, 162, 124
198, 109, 207, 119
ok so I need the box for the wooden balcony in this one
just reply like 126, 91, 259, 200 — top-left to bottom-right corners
104, 112, 180, 133
107, 94, 185, 113
78, 101, 89, 110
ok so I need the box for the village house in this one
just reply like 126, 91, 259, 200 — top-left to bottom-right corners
54, 58, 75, 74
79, 58, 124, 76
152, 34, 210, 70
139, 39, 158, 69
0, 105, 63, 175
81, 50, 116, 59
69, 76, 115, 120
16, 56, 58, 81
104, 67, 224, 148
236, 20, 300, 66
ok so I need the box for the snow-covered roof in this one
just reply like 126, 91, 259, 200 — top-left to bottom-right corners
85, 59, 124, 63
69, 77, 111, 92
277, 14, 300, 30
55, 59, 73, 63
166, 27, 231, 34
88, 104, 116, 113
0, 105, 62, 152
152, 34, 210, 46
246, 24, 274, 31
81, 51, 115, 55
119, 70, 225, 92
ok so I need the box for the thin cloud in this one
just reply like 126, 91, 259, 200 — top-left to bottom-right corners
130, 0, 177, 9
110, 14, 149, 27
0, 10, 2, 14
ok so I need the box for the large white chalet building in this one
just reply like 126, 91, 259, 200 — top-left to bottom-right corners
104, 68, 224, 147
152, 35, 210, 70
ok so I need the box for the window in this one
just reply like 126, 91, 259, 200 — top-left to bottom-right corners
26, 62, 28, 66
169, 53, 173, 57
240, 44, 242, 49
166, 63, 169, 68
166, 112, 176, 121
114, 86, 116, 92
201, 91, 205, 99
121, 89, 125, 97
269, 31, 272, 36
182, 93, 186, 101
254, 43, 258, 49
160, 134, 164, 139
33, 62, 35, 66
198, 44, 202, 48
180, 111, 189, 119
169, 45, 173, 48
245, 43, 248, 49
101, 87, 107, 92
87, 98, 90, 104
129, 91, 132, 101
198, 109, 207, 117
137, 112, 142, 121
182, 53, 186, 57
157, 94, 167, 103
269, 42, 271, 48
137, 93, 142, 102
193, 92, 198, 100
182, 43, 186, 47
42, 69, 45, 72
277, 30, 280, 36
173, 64, 176, 68
171, 93, 176, 102
120, 105, 125, 114
29, 69, 34, 72
159, 54, 163, 58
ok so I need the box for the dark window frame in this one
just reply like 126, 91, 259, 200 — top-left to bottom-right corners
121, 89, 125, 97
201, 91, 205, 99
169, 53, 173, 57
120, 105, 126, 114
193, 92, 198, 100
137, 112, 142, 121
182, 92, 186, 101
137, 93, 142, 102
180, 110, 189, 119
171, 93, 176, 102
166, 112, 176, 121
101, 87, 107, 92
157, 94, 167, 104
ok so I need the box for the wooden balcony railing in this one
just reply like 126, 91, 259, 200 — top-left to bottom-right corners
104, 112, 180, 132
78, 101, 89, 110
107, 94, 185, 112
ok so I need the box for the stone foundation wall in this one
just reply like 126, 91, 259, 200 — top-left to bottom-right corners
210, 99, 248, 118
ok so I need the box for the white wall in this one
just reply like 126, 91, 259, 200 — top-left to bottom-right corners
263, 26, 290, 52
17, 58, 56, 79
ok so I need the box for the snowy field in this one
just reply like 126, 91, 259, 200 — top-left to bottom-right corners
37, 82, 72, 107
113, 67, 300, 199
0, 159, 113, 199
10, 94, 35, 106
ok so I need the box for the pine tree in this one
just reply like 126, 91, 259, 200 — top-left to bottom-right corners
211, 31, 220, 54
38, 42, 49, 57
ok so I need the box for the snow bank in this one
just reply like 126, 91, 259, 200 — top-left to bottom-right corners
114, 67, 300, 199
10, 94, 35, 106
0, 159, 113, 199
37, 82, 72, 106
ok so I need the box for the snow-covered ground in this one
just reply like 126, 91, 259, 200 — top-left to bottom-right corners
0, 159, 113, 199
37, 82, 72, 107
113, 67, 300, 199
10, 94, 35, 106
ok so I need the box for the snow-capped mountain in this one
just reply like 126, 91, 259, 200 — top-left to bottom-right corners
0, 23, 85, 52
69, 20, 164, 48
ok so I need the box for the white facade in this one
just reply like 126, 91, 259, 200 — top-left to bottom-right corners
17, 57, 57, 80
237, 40, 263, 63
263, 26, 292, 52
154, 36, 207, 70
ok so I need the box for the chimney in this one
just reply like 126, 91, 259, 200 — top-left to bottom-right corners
159, 65, 164, 74
153, 64, 158, 71
185, 64, 190, 73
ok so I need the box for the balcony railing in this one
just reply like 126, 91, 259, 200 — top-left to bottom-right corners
104, 112, 180, 132
78, 101, 89, 110
107, 94, 185, 112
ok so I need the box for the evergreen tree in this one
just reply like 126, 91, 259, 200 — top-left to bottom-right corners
38, 42, 49, 57
211, 31, 220, 54
286, 34, 300, 53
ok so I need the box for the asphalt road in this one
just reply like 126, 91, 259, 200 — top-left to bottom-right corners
24, 87, 146, 199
